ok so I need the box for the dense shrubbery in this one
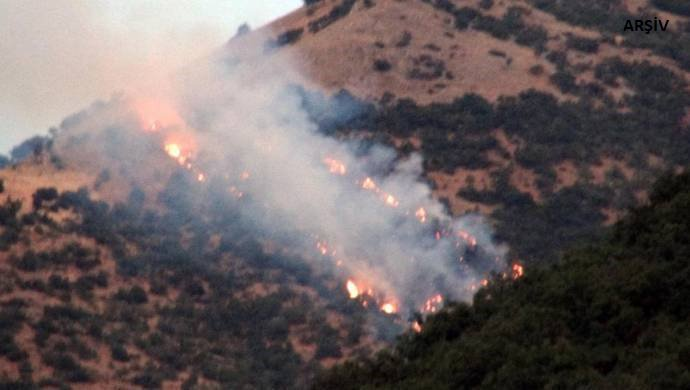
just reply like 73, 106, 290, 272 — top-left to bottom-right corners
266, 28, 304, 51
0, 181, 376, 388
316, 172, 690, 389
527, 0, 690, 71
301, 53, 689, 263
308, 0, 357, 33
566, 35, 600, 53
423, 2, 547, 52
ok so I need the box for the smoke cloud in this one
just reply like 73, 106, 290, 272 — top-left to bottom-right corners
54, 31, 507, 317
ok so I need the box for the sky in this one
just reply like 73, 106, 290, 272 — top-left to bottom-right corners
0, 0, 302, 155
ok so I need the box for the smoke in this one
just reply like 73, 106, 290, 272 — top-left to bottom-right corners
54, 30, 507, 316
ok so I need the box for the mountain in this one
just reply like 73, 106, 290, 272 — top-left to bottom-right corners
2, 0, 690, 388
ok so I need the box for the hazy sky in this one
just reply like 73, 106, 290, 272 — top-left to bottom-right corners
0, 0, 302, 155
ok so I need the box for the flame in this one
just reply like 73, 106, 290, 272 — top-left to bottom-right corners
229, 186, 243, 199
422, 294, 443, 313
458, 230, 478, 247
197, 173, 206, 182
316, 241, 329, 256
381, 302, 397, 314
412, 321, 422, 333
415, 207, 427, 223
512, 263, 524, 279
240, 171, 251, 180
346, 280, 359, 299
165, 143, 182, 159
384, 194, 399, 208
361, 177, 377, 190
324, 157, 347, 175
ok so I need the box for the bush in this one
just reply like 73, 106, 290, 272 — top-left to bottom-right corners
373, 59, 392, 72
43, 352, 92, 382
566, 35, 600, 53
32, 187, 58, 209
114, 286, 148, 304
651, 0, 690, 16
550, 70, 578, 93
110, 343, 130, 362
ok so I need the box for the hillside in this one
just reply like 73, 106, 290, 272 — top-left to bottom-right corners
250, 0, 690, 263
2, 0, 690, 388
316, 171, 690, 389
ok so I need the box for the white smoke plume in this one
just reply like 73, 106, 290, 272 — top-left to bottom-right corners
55, 31, 507, 316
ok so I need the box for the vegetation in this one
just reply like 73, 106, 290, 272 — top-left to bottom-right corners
308, 0, 357, 33
0, 179, 383, 388
316, 172, 690, 389
652, 0, 690, 15
299, 52, 689, 262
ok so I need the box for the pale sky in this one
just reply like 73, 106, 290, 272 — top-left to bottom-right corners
0, 0, 302, 155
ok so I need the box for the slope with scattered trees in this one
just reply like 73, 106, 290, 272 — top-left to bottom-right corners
316, 171, 690, 389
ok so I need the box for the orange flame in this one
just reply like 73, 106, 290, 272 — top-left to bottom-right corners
384, 194, 399, 208
512, 263, 524, 279
346, 280, 359, 299
165, 143, 182, 159
316, 241, 329, 256
415, 207, 427, 223
422, 294, 443, 313
361, 177, 377, 190
324, 158, 347, 175
458, 230, 478, 247
412, 321, 423, 333
381, 302, 397, 314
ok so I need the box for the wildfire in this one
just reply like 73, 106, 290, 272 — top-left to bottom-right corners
412, 321, 423, 333
361, 177, 377, 190
346, 280, 360, 299
458, 230, 478, 248
165, 143, 182, 159
229, 186, 243, 199
422, 294, 443, 313
324, 158, 347, 175
380, 302, 397, 314
316, 241, 329, 256
384, 194, 399, 208
415, 207, 427, 223
512, 263, 524, 279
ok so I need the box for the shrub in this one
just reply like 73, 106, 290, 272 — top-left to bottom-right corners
396, 31, 412, 47
566, 35, 600, 53
651, 0, 690, 16
479, 0, 494, 9
550, 70, 578, 93
32, 187, 58, 209
110, 343, 130, 362
114, 286, 148, 304
373, 59, 392, 72
529, 64, 545, 75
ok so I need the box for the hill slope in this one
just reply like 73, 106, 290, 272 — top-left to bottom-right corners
316, 171, 690, 389
253, 0, 690, 263
2, 0, 690, 388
